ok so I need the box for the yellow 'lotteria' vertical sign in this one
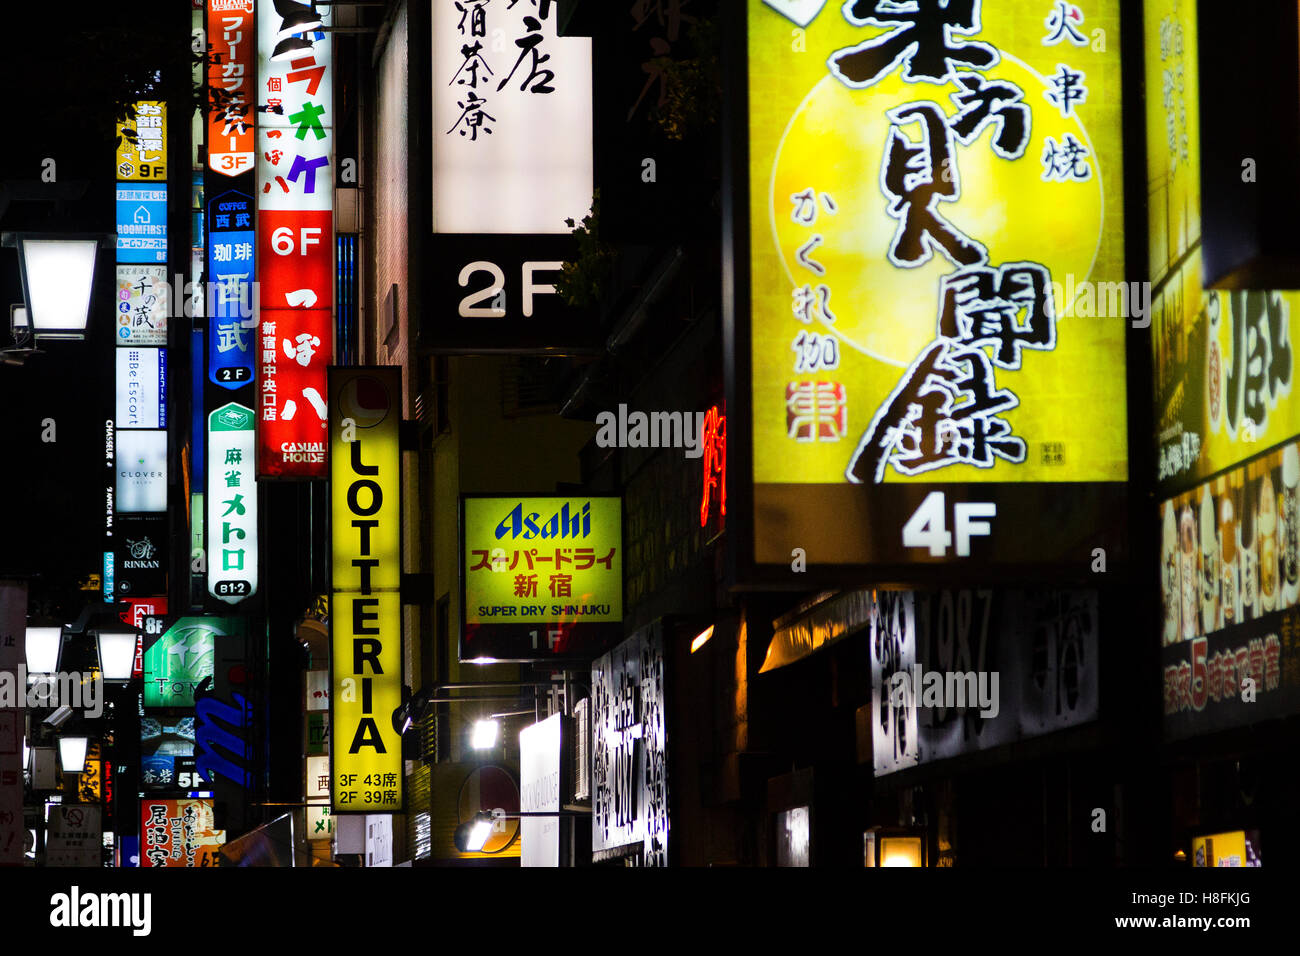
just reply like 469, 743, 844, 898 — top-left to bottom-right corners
330, 366, 403, 813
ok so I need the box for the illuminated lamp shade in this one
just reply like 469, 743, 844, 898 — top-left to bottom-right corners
690, 625, 714, 654
58, 736, 89, 775
271, 34, 314, 61
454, 813, 494, 853
25, 627, 63, 675
273, 0, 323, 39
470, 719, 499, 750
96, 631, 137, 682
16, 237, 99, 340
880, 836, 924, 868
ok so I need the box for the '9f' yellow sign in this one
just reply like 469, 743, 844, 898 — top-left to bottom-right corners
330, 367, 403, 813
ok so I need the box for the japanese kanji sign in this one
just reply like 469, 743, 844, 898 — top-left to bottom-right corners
257, 308, 331, 477
116, 101, 167, 181
207, 403, 258, 604
208, 0, 256, 176
208, 190, 257, 389
115, 265, 169, 346
257, 2, 333, 212
462, 495, 622, 661
741, 0, 1127, 572
47, 806, 103, 867
330, 367, 402, 813
1146, 0, 1298, 496
257, 1, 334, 479
143, 617, 220, 709
431, 0, 592, 233
140, 798, 224, 867
115, 347, 167, 430
116, 185, 168, 263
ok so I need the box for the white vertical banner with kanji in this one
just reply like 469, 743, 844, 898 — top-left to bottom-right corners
256, 0, 334, 479
207, 404, 259, 604
430, 0, 592, 233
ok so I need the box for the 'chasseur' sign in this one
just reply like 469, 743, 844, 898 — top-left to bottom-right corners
330, 367, 403, 813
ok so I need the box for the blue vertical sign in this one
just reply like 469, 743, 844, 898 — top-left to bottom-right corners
116, 185, 168, 263
207, 190, 255, 389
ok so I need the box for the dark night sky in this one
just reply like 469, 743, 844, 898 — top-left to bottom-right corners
0, 1, 191, 615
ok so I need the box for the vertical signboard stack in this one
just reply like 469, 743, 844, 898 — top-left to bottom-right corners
114, 101, 172, 605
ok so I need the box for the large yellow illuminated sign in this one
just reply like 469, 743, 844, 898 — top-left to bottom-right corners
749, 0, 1127, 488
464, 496, 622, 625
745, 0, 1128, 569
330, 367, 403, 813
1146, 0, 1299, 490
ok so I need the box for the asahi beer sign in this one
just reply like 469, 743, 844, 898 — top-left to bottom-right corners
592, 623, 668, 866
207, 403, 258, 604
462, 495, 623, 661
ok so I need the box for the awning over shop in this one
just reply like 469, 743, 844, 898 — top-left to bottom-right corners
759, 588, 874, 673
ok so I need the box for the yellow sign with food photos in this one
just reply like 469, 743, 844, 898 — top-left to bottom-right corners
748, 0, 1128, 489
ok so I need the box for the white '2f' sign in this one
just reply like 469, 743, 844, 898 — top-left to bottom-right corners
458, 260, 564, 318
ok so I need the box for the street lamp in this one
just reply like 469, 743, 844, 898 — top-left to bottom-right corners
57, 735, 89, 775
455, 814, 495, 853
25, 626, 63, 676
94, 631, 137, 683
9, 304, 27, 344
453, 809, 589, 854
470, 719, 499, 750
8, 234, 101, 341
864, 827, 927, 867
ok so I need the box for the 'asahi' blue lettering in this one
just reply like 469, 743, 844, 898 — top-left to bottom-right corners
494, 501, 592, 540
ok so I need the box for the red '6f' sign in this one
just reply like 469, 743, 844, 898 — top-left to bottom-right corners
257, 208, 333, 478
